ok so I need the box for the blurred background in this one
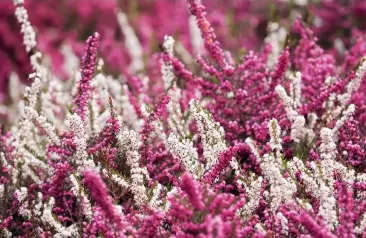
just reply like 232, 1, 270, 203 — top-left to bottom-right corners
1, 0, 365, 100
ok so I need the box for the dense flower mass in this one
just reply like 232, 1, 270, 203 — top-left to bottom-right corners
1, 0, 366, 237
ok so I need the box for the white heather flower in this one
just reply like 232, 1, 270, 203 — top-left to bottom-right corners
67, 114, 96, 171
161, 36, 176, 90
318, 182, 338, 230
238, 176, 263, 219
248, 122, 296, 212
160, 38, 188, 137
29, 52, 49, 82
167, 100, 188, 136
189, 15, 204, 54
34, 113, 61, 145
14, 6, 27, 23
189, 100, 230, 171
296, 198, 313, 212
69, 174, 92, 220
42, 198, 78, 238
275, 85, 298, 121
0, 228, 12, 238
21, 22, 37, 53
68, 114, 87, 159
321, 159, 355, 186
277, 212, 289, 235
268, 119, 283, 165
289, 72, 302, 108
116, 11, 144, 73
167, 133, 203, 179
153, 120, 169, 143
291, 115, 306, 143
261, 154, 296, 211
34, 192, 43, 216
15, 187, 32, 218
268, 119, 282, 152
16, 187, 28, 202
12, 107, 43, 169
13, 2, 36, 53
254, 223, 266, 234
148, 183, 163, 209
163, 35, 175, 56
117, 129, 148, 206
103, 169, 129, 189
226, 91, 234, 98
338, 58, 366, 106
245, 138, 261, 160
24, 73, 41, 108
264, 22, 287, 69
332, 104, 356, 136
288, 158, 343, 231
319, 128, 337, 160
288, 157, 321, 197
69, 174, 80, 196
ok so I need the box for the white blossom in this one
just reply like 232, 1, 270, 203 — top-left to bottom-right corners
238, 176, 263, 218
332, 104, 356, 136
189, 100, 239, 174
264, 22, 287, 69
14, 2, 36, 52
319, 128, 337, 161
116, 11, 144, 73
291, 115, 306, 143
268, 119, 282, 154
277, 212, 289, 235
289, 72, 302, 108
117, 129, 148, 206
67, 114, 97, 171
148, 183, 163, 209
275, 85, 298, 121
261, 154, 296, 211
42, 198, 79, 238
167, 133, 203, 179
337, 58, 366, 106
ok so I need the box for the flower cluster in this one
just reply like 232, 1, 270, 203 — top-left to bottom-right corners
1, 0, 366, 237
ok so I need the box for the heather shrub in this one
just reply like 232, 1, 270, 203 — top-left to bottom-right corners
1, 0, 366, 237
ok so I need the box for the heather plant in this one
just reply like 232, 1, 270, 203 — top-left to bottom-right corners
1, 0, 366, 237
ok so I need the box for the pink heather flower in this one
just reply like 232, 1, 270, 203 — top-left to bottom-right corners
281, 205, 337, 238
187, 0, 234, 76
336, 182, 356, 237
83, 169, 124, 234
73, 32, 100, 121
180, 172, 205, 210
202, 143, 246, 184
270, 47, 289, 89
88, 116, 120, 155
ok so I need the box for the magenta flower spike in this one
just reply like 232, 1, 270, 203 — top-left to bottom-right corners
73, 32, 100, 121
